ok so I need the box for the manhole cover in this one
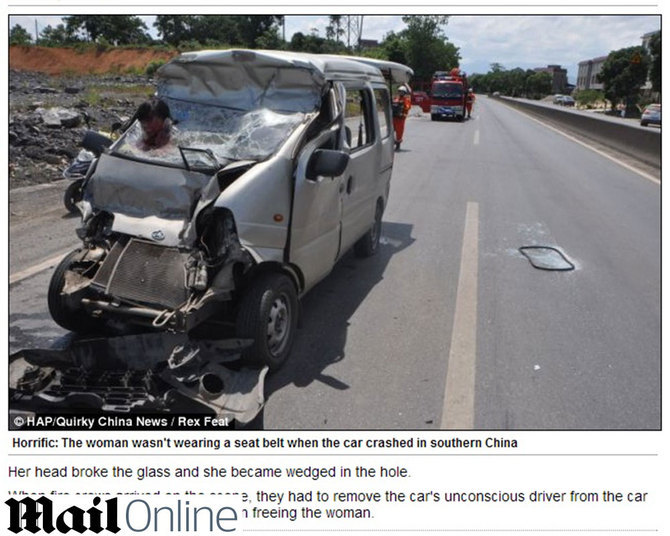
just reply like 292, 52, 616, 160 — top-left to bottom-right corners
519, 246, 574, 271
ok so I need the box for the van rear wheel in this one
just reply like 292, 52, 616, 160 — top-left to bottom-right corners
236, 273, 298, 370
354, 201, 383, 258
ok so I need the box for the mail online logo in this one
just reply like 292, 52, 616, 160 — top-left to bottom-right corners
6, 496, 239, 533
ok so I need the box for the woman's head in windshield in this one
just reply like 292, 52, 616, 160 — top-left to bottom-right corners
137, 98, 172, 150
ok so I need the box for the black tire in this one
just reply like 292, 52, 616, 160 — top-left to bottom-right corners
236, 273, 298, 370
431, 114, 438, 121
354, 200, 383, 258
48, 249, 98, 332
640, 121, 648, 127
64, 179, 84, 214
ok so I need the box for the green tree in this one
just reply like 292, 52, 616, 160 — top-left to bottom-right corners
468, 73, 485, 93
470, 66, 551, 98
326, 16, 345, 43
648, 31, 660, 93
154, 16, 197, 46
191, 16, 240, 45
400, 16, 460, 81
38, 24, 69, 46
64, 16, 150, 45
525, 71, 552, 99
155, 15, 282, 48
235, 16, 284, 48
506, 67, 527, 97
487, 68, 507, 94
598, 45, 650, 114
10, 24, 32, 45
288, 31, 330, 53
256, 26, 284, 49
380, 31, 407, 66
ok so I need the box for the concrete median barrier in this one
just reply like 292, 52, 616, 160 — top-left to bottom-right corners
497, 96, 660, 168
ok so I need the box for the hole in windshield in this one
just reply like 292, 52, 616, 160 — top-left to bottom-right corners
113, 104, 305, 169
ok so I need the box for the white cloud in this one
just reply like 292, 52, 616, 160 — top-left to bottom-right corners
445, 15, 660, 80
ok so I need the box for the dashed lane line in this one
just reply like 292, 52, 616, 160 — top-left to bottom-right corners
441, 201, 479, 429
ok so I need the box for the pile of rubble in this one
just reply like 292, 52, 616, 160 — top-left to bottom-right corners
9, 69, 151, 189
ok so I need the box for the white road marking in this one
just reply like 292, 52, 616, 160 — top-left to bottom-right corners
441, 201, 479, 429
10, 252, 68, 285
474, 129, 480, 145
508, 106, 660, 185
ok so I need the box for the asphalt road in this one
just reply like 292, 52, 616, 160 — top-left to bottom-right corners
8, 96, 661, 430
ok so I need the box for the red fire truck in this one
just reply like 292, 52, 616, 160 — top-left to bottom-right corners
419, 68, 469, 121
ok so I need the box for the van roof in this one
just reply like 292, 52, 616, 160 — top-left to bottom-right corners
166, 49, 412, 82
157, 49, 413, 112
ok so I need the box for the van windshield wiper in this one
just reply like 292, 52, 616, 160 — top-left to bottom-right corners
178, 147, 221, 172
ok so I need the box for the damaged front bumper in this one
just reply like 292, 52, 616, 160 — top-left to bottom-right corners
9, 332, 267, 428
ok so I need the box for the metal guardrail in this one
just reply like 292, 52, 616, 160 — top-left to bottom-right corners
496, 96, 661, 168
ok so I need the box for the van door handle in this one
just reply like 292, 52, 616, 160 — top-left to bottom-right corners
346, 176, 353, 194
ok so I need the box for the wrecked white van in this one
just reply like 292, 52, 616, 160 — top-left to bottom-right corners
48, 50, 413, 369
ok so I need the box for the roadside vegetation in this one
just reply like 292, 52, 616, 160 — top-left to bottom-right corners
10, 16, 660, 105
469, 65, 553, 99
10, 15, 461, 81
573, 89, 605, 109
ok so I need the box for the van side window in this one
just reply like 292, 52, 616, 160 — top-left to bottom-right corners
373, 88, 391, 139
344, 89, 373, 150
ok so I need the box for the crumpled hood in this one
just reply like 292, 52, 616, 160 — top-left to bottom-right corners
83, 153, 214, 246
86, 153, 211, 220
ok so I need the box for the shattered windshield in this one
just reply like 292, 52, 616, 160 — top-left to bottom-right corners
113, 101, 306, 169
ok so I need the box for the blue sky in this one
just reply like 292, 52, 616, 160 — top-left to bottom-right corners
9, 15, 660, 83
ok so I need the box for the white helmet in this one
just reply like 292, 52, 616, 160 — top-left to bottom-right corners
398, 85, 409, 94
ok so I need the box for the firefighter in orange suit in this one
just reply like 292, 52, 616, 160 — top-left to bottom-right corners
392, 85, 412, 151
465, 89, 476, 119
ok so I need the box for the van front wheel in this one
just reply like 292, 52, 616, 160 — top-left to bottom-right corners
354, 201, 383, 258
48, 249, 100, 333
236, 273, 298, 370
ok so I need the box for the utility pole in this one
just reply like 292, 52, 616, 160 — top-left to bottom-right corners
345, 15, 364, 50
34, 18, 38, 43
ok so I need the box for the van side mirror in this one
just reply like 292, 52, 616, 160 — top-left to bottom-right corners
81, 130, 114, 156
306, 149, 350, 181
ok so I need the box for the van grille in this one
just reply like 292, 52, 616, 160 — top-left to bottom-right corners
93, 239, 188, 308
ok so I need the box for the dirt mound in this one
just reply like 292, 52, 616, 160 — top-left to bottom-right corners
10, 45, 177, 75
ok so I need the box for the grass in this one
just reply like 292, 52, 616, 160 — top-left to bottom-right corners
88, 83, 154, 94
81, 84, 153, 106
84, 89, 102, 106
